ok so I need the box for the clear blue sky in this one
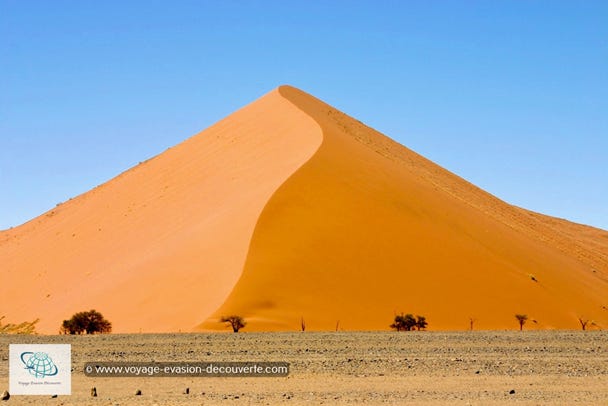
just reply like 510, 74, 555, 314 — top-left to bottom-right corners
1, 1, 607, 230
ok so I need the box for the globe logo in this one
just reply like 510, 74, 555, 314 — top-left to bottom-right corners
20, 352, 59, 378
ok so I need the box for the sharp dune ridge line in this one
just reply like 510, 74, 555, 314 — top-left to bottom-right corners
200, 85, 608, 331
0, 87, 323, 333
2, 85, 608, 334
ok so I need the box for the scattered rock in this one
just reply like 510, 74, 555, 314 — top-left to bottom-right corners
1, 391, 9, 401
183, 387, 189, 395
91, 387, 97, 397
51, 394, 58, 398
509, 389, 516, 395
135, 389, 142, 396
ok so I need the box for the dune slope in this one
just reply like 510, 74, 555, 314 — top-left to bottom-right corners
2, 85, 607, 333
201, 86, 608, 331
0, 88, 322, 333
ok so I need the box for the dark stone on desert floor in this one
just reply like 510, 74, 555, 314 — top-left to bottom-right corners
91, 387, 97, 397
183, 387, 189, 395
135, 389, 142, 396
51, 394, 58, 398
1, 390, 9, 401
509, 389, 516, 394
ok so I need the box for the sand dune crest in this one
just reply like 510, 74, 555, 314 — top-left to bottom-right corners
2, 85, 607, 333
0, 88, 322, 333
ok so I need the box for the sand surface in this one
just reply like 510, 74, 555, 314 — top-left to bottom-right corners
0, 88, 322, 333
1, 331, 607, 405
203, 86, 608, 331
1, 85, 607, 333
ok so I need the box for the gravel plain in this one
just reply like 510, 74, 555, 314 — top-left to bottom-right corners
1, 331, 607, 405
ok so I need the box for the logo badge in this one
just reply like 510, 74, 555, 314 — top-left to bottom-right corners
20, 351, 59, 378
9, 344, 71, 395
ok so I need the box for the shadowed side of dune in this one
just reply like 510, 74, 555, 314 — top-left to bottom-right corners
0, 88, 323, 333
201, 86, 608, 331
2, 84, 606, 334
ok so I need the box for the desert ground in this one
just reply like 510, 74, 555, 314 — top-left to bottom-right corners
1, 331, 607, 405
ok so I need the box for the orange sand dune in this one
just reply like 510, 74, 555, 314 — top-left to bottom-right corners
0, 88, 322, 333
200, 86, 608, 331
2, 86, 607, 333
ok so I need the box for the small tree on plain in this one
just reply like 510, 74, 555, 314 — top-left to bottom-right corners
221, 315, 246, 333
391, 313, 418, 331
415, 315, 428, 331
403, 314, 417, 331
578, 317, 589, 331
515, 314, 528, 331
60, 310, 111, 334
390, 314, 406, 331
60, 319, 81, 335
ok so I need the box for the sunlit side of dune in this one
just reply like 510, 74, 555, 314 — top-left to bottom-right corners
0, 88, 322, 333
2, 85, 607, 333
